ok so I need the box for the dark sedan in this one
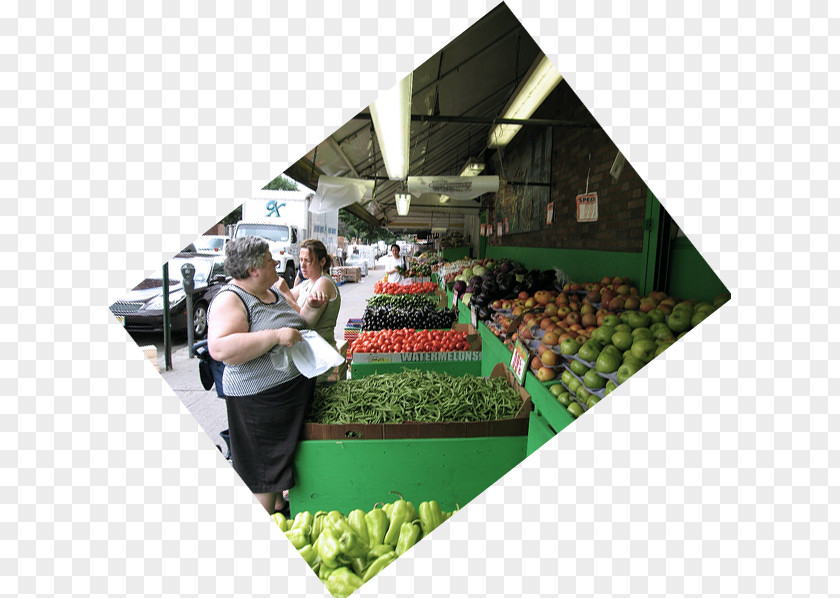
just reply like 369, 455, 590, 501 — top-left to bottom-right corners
110, 253, 228, 339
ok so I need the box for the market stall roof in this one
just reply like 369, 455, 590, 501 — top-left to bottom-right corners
285, 4, 540, 229
281, 4, 555, 232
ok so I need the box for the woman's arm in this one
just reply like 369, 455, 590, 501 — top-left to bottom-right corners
298, 277, 335, 327
208, 291, 302, 365
273, 278, 302, 311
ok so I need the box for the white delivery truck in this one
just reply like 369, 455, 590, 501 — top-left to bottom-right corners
232, 190, 339, 287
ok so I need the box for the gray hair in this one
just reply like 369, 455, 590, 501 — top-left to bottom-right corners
224, 236, 269, 279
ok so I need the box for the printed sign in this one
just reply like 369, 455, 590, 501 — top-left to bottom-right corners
470, 306, 478, 328
576, 192, 598, 222
497, 221, 503, 237
509, 339, 530, 385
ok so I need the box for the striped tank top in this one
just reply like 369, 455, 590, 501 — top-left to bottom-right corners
209, 284, 307, 396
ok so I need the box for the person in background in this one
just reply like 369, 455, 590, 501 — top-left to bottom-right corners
274, 239, 341, 354
207, 236, 327, 516
384, 243, 407, 283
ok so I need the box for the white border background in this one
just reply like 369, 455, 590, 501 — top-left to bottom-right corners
3, 1, 838, 596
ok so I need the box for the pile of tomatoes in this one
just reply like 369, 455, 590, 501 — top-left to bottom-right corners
350, 328, 472, 353
373, 281, 439, 295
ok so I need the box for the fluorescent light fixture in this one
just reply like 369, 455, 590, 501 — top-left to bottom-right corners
395, 193, 411, 216
438, 194, 450, 203
369, 73, 413, 179
459, 159, 485, 177
488, 54, 563, 148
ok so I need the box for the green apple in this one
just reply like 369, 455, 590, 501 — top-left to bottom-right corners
666, 311, 691, 333
549, 384, 564, 398
631, 327, 653, 340
590, 326, 615, 345
613, 323, 632, 334
569, 358, 589, 377
601, 314, 620, 328
578, 339, 603, 362
561, 370, 574, 386
567, 402, 584, 418
585, 396, 600, 410
690, 311, 708, 327
583, 368, 607, 390
654, 341, 674, 356
625, 310, 651, 329
651, 326, 675, 343
595, 346, 621, 373
713, 293, 731, 308
576, 386, 592, 403
567, 376, 582, 394
630, 338, 657, 363
605, 380, 618, 395
616, 360, 642, 384
560, 337, 580, 356
647, 308, 667, 324
556, 391, 573, 407
610, 329, 633, 351
622, 349, 634, 363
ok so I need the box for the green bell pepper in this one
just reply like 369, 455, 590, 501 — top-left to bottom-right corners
365, 508, 389, 547
419, 500, 444, 536
347, 509, 370, 546
298, 543, 320, 570
271, 511, 289, 532
291, 511, 314, 536
323, 567, 364, 598
284, 527, 310, 550
311, 510, 328, 542
382, 499, 412, 546
338, 529, 369, 559
361, 550, 398, 583
367, 543, 395, 559
316, 527, 341, 569
395, 520, 422, 556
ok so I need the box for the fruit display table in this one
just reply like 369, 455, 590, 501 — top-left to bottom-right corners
523, 372, 575, 456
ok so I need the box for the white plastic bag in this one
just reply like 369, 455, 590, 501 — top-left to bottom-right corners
288, 330, 345, 378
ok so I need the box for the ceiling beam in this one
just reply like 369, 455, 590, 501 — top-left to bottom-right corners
351, 112, 600, 129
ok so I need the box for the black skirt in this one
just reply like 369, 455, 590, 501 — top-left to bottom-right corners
225, 374, 317, 494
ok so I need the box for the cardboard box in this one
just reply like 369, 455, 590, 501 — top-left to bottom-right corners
302, 362, 531, 440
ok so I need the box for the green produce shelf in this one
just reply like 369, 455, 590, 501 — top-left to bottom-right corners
524, 374, 575, 445
477, 321, 512, 377
289, 435, 527, 515
350, 360, 480, 378
440, 246, 472, 262
526, 411, 559, 456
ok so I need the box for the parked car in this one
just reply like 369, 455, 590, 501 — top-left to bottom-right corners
185, 234, 229, 255
110, 253, 228, 339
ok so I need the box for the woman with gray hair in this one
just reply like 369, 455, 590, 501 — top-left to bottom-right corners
207, 236, 327, 516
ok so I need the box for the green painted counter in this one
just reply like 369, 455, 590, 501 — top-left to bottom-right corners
288, 435, 527, 515
526, 411, 558, 456
477, 321, 513, 377
524, 373, 575, 441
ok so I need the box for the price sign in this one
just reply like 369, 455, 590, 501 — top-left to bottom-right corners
509, 339, 529, 385
576, 192, 598, 222
470, 306, 478, 328
497, 221, 503, 236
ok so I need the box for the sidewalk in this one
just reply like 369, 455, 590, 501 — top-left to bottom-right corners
159, 261, 384, 451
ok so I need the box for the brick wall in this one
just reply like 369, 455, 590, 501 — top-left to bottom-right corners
488, 80, 649, 253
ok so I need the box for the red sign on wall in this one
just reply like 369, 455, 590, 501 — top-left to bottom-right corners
576, 192, 598, 222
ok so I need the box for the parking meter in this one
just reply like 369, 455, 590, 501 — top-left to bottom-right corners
181, 263, 196, 357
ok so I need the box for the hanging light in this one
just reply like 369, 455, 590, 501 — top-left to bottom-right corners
369, 73, 413, 180
459, 159, 485, 177
395, 193, 411, 216
488, 54, 563, 148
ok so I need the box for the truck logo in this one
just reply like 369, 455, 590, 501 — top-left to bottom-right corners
265, 200, 286, 218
